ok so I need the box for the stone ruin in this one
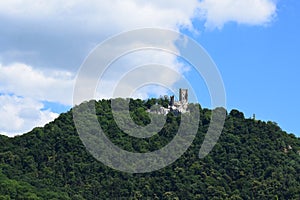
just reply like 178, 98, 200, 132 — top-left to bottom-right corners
148, 89, 189, 115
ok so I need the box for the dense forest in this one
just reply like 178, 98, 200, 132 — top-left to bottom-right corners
0, 98, 299, 199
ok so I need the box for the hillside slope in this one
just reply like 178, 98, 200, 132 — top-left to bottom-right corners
0, 99, 299, 199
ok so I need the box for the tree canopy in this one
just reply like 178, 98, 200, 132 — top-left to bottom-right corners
0, 99, 299, 199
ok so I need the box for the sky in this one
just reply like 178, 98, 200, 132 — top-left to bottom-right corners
0, 0, 299, 137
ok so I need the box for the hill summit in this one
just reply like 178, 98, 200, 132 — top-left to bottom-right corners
0, 98, 299, 199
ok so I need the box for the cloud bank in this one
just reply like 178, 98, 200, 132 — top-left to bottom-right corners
0, 63, 74, 105
0, 94, 58, 137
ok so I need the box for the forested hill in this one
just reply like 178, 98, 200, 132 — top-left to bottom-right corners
0, 99, 300, 199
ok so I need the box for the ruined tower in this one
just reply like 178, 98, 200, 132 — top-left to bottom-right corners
169, 95, 175, 106
179, 88, 188, 104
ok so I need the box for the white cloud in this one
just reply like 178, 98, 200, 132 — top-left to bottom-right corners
198, 0, 277, 29
0, 1, 278, 70
95, 56, 185, 101
0, 0, 202, 71
0, 0, 200, 31
0, 63, 71, 136
0, 95, 58, 137
0, 0, 277, 32
0, 63, 74, 105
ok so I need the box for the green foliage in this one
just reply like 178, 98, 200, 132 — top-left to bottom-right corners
0, 99, 299, 199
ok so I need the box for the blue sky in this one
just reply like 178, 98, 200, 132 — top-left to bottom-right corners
195, 0, 300, 136
0, 0, 299, 137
